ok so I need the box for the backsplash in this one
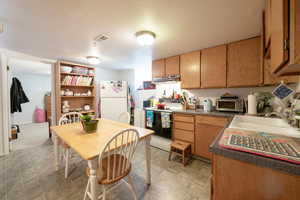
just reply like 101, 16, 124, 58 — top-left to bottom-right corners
155, 82, 297, 106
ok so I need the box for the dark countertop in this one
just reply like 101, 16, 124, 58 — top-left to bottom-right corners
210, 125, 300, 176
144, 107, 238, 117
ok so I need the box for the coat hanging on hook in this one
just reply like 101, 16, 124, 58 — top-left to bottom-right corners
10, 77, 29, 113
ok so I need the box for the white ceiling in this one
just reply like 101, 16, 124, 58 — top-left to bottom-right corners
0, 0, 265, 69
9, 58, 51, 75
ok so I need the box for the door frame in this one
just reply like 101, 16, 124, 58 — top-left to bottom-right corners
0, 49, 56, 155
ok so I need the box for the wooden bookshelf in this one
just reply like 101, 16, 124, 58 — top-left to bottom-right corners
55, 61, 96, 123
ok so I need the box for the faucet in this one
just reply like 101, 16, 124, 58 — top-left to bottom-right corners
265, 112, 289, 121
265, 109, 295, 125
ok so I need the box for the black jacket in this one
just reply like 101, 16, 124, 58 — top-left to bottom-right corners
10, 77, 29, 113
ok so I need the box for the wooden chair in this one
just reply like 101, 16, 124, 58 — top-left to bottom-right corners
118, 112, 131, 124
84, 129, 139, 200
168, 140, 192, 166
58, 112, 82, 179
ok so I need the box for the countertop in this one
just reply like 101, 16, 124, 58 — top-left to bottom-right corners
210, 120, 300, 176
144, 107, 238, 117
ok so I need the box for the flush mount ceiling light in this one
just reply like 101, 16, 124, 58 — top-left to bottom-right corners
86, 56, 100, 65
135, 30, 156, 46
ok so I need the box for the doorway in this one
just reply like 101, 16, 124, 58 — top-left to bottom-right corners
8, 58, 53, 151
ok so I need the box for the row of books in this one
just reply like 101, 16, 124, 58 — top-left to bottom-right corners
62, 75, 93, 86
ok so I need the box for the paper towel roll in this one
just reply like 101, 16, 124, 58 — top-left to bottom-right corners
248, 94, 257, 115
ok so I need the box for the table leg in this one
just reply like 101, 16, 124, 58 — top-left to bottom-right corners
53, 133, 60, 171
145, 136, 151, 185
87, 159, 98, 200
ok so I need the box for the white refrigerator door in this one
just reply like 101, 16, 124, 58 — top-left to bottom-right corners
100, 81, 127, 98
100, 97, 127, 121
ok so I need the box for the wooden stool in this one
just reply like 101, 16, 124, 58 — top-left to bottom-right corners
168, 140, 192, 166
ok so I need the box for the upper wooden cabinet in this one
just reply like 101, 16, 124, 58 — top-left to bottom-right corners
165, 56, 180, 77
270, 0, 290, 73
264, 58, 298, 85
152, 59, 165, 79
180, 51, 201, 89
201, 45, 227, 88
227, 37, 262, 87
264, 0, 272, 48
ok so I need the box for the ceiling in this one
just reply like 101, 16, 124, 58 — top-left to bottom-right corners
9, 58, 51, 75
0, 0, 265, 69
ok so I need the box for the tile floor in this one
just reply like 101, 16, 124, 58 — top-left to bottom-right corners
0, 139, 211, 200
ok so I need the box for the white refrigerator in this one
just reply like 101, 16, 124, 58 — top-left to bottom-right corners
100, 81, 128, 121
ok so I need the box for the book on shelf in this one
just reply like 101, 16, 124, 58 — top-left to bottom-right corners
62, 75, 93, 86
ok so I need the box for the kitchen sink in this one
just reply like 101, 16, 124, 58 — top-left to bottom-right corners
229, 115, 300, 138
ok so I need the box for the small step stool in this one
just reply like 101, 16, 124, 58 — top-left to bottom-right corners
168, 140, 192, 166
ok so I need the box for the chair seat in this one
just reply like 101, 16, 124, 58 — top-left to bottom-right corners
87, 154, 131, 185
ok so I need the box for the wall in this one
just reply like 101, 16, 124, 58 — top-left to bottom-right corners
11, 73, 51, 124
118, 69, 135, 94
154, 82, 297, 106
95, 67, 120, 82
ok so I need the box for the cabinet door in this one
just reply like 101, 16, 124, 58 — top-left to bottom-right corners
264, 58, 298, 85
152, 59, 165, 78
201, 45, 227, 88
165, 56, 180, 77
180, 51, 201, 89
270, 0, 289, 73
227, 37, 262, 87
195, 123, 222, 160
265, 0, 272, 47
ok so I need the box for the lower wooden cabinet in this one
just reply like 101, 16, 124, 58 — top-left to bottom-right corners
172, 114, 230, 160
173, 114, 195, 153
194, 116, 229, 160
212, 154, 300, 200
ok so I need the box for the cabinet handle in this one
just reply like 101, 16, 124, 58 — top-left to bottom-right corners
284, 39, 289, 51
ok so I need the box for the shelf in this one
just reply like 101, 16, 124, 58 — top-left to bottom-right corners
62, 110, 95, 114
61, 85, 94, 88
61, 96, 95, 98
60, 72, 95, 77
59, 61, 94, 69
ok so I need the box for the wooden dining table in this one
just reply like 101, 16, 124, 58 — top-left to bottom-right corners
50, 118, 154, 200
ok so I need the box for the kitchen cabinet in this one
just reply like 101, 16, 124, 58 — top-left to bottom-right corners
173, 114, 195, 153
152, 59, 165, 79
212, 154, 300, 200
165, 55, 180, 77
263, 0, 300, 76
264, 58, 298, 85
270, 0, 289, 73
195, 116, 229, 160
180, 51, 201, 89
201, 45, 227, 88
264, 0, 271, 48
227, 37, 262, 87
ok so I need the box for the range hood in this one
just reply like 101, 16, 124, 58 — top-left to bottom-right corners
152, 74, 180, 82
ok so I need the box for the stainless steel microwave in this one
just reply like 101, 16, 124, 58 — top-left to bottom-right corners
216, 98, 244, 112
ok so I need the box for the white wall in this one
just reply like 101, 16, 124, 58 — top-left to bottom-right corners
11, 73, 51, 124
118, 69, 135, 93
95, 67, 120, 82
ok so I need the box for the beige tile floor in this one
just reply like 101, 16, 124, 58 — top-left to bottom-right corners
0, 139, 211, 200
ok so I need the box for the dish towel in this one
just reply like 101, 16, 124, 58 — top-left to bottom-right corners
161, 112, 171, 128
146, 111, 154, 128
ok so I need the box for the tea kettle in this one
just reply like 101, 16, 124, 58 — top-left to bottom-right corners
203, 98, 213, 112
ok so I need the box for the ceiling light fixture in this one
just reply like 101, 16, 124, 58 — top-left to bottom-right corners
86, 56, 100, 65
135, 30, 156, 46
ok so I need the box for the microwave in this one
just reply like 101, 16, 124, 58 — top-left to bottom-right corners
216, 98, 244, 112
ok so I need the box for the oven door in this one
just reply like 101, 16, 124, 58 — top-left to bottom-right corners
145, 111, 172, 139
216, 100, 237, 112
